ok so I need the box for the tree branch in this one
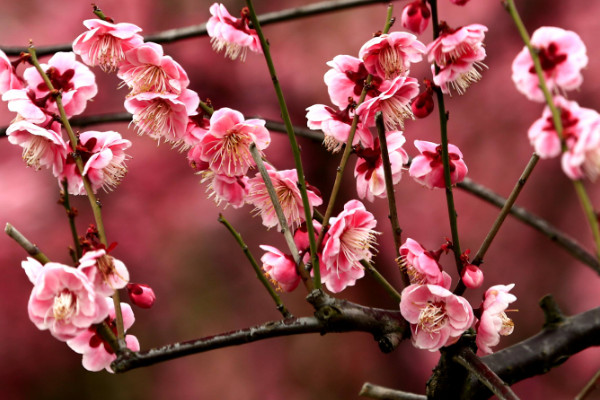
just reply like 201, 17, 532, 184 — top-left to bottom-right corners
360, 382, 427, 400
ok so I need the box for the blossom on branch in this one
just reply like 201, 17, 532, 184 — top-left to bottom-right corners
260, 245, 301, 292
0, 50, 23, 94
126, 283, 156, 308
78, 249, 129, 297
359, 32, 426, 79
401, 1, 430, 35
207, 3, 262, 61
398, 238, 451, 288
561, 118, 600, 181
6, 120, 67, 174
306, 104, 373, 153
324, 55, 382, 109
409, 140, 467, 189
475, 284, 516, 355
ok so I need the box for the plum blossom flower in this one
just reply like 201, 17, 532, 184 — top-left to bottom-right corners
476, 284, 516, 355
354, 131, 408, 202
401, 1, 430, 35
126, 283, 156, 308
247, 167, 323, 230
2, 89, 48, 124
0, 50, 23, 94
398, 238, 451, 288
118, 42, 189, 96
200, 107, 270, 176
324, 55, 383, 109
200, 171, 249, 209
60, 130, 132, 195
67, 299, 139, 372
356, 75, 420, 130
400, 284, 474, 351
427, 24, 487, 95
306, 104, 373, 152
461, 264, 483, 289
207, 3, 262, 61
73, 19, 144, 72
321, 200, 378, 293
260, 245, 301, 292
6, 120, 67, 174
528, 96, 599, 159
561, 119, 600, 181
359, 32, 426, 79
409, 140, 467, 189
512, 27, 587, 102
22, 258, 109, 341
23, 52, 98, 117
78, 249, 129, 297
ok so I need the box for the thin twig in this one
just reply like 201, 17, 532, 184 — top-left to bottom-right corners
60, 180, 82, 263
5, 223, 50, 264
359, 383, 427, 400
360, 260, 402, 303
576, 367, 600, 400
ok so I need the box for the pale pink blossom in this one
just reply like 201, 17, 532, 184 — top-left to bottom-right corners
561, 119, 600, 181
476, 284, 516, 355
260, 245, 301, 292
427, 24, 487, 95
247, 167, 322, 230
356, 75, 420, 130
125, 90, 200, 146
78, 249, 129, 297
2, 89, 48, 124
461, 264, 483, 289
409, 140, 468, 189
200, 107, 270, 176
23, 51, 98, 117
22, 258, 109, 341
400, 284, 474, 352
60, 130, 132, 195
401, 1, 430, 35
118, 42, 189, 95
324, 55, 383, 109
512, 27, 588, 102
359, 32, 426, 79
528, 96, 599, 159
305, 104, 373, 152
0, 50, 23, 94
201, 171, 249, 209
67, 299, 139, 372
126, 283, 156, 308
6, 120, 67, 174
73, 19, 144, 72
398, 238, 451, 288
354, 131, 409, 202
207, 3, 262, 61
321, 200, 378, 292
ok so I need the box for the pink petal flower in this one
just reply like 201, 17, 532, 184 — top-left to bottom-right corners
512, 27, 587, 102
561, 118, 600, 181
200, 107, 270, 176
461, 264, 484, 289
359, 32, 426, 79
26, 262, 109, 341
306, 104, 373, 152
398, 238, 451, 288
2, 89, 48, 124
409, 140, 468, 189
73, 19, 144, 72
400, 284, 474, 352
324, 55, 383, 109
78, 249, 129, 297
126, 283, 156, 308
260, 245, 301, 292
0, 50, 24, 94
476, 284, 516, 355
401, 1, 430, 35
200, 171, 249, 209
207, 3, 262, 61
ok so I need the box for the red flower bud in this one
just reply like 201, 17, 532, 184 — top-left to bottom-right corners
126, 283, 156, 308
411, 88, 434, 118
401, 1, 431, 35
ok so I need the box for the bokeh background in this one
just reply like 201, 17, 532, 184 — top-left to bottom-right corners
1, 0, 600, 399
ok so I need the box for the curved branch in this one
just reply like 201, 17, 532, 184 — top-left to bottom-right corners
1, 0, 394, 56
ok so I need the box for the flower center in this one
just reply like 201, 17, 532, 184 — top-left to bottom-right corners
340, 226, 377, 263
53, 290, 77, 322
22, 135, 49, 170
531, 42, 567, 73
90, 35, 124, 73
379, 46, 405, 79
418, 302, 447, 333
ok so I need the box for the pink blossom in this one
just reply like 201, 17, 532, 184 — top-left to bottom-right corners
125, 90, 200, 146
73, 19, 144, 72
118, 42, 189, 95
2, 89, 48, 124
260, 245, 301, 292
512, 27, 588, 102
528, 96, 599, 159
324, 55, 383, 109
359, 32, 426, 79
427, 24, 487, 95
247, 167, 322, 230
201, 171, 249, 209
200, 107, 270, 176
23, 51, 98, 117
401, 1, 430, 35
22, 258, 109, 341
356, 75, 420, 130
0, 50, 23, 94
60, 130, 132, 195
409, 140, 468, 189
321, 200, 378, 293
6, 120, 67, 174
354, 131, 408, 202
461, 264, 483, 289
476, 284, 516, 355
398, 238, 451, 288
67, 299, 139, 372
400, 284, 474, 352
126, 283, 156, 308
561, 119, 600, 181
305, 104, 373, 152
207, 3, 262, 61
78, 249, 129, 297
293, 221, 322, 253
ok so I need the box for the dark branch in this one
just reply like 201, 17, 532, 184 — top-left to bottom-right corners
2, 0, 394, 56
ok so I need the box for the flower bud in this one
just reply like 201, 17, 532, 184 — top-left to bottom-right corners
411, 88, 434, 118
401, 1, 430, 35
126, 283, 156, 308
461, 264, 484, 289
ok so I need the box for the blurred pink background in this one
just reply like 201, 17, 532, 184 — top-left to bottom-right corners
1, 0, 600, 399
